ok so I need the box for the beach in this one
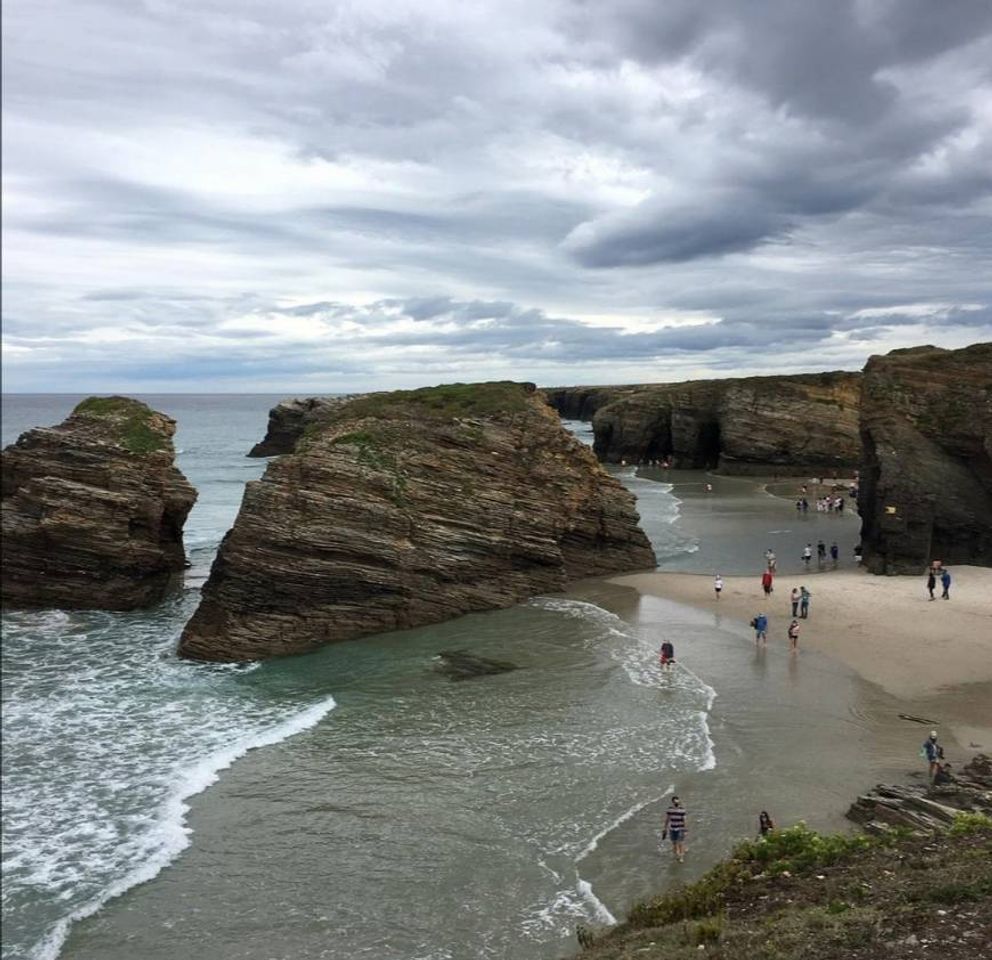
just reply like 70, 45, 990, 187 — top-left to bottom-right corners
613, 565, 992, 752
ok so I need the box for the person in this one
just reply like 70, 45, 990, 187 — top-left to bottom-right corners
767, 550, 777, 573
801, 498, 809, 514
758, 810, 775, 837
922, 731, 944, 782
714, 574, 724, 600
662, 795, 687, 862
659, 640, 675, 671
830, 542, 839, 565
941, 568, 951, 600
752, 612, 768, 644
788, 618, 800, 652
853, 543, 863, 565
790, 586, 801, 617
802, 543, 812, 568
705, 482, 713, 493
816, 540, 826, 564
761, 570, 774, 596
799, 586, 811, 619
926, 569, 936, 601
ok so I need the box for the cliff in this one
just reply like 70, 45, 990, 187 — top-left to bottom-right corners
1, 397, 197, 609
180, 382, 655, 662
247, 396, 354, 456
859, 342, 992, 574
545, 372, 862, 474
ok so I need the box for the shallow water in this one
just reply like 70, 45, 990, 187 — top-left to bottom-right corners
2, 400, 894, 960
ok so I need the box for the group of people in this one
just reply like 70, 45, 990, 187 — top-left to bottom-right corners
802, 540, 840, 568
925, 562, 952, 601
661, 796, 776, 863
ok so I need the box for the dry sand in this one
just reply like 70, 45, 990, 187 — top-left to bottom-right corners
611, 565, 992, 748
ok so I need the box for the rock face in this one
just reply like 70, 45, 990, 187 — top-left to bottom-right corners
859, 343, 992, 575
2, 397, 197, 609
248, 396, 354, 456
180, 382, 655, 662
545, 372, 861, 474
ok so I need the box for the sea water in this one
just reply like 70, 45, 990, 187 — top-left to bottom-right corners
3, 399, 873, 960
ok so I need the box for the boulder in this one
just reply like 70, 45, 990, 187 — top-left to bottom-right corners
180, 382, 655, 662
2, 397, 197, 609
858, 343, 992, 574
433, 649, 518, 681
248, 396, 355, 456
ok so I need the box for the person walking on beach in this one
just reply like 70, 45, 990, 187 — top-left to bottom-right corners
802, 543, 812, 568
752, 613, 768, 644
659, 640, 675, 671
922, 731, 944, 782
790, 587, 801, 617
926, 569, 937, 600
662, 795, 687, 862
714, 575, 724, 600
941, 568, 951, 600
758, 811, 775, 838
799, 586, 811, 619
830, 542, 839, 565
787, 619, 800, 652
761, 570, 774, 597
816, 540, 826, 566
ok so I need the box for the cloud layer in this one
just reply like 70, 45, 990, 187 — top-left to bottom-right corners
3, 0, 991, 391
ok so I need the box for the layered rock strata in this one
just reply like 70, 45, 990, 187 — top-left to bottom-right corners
858, 342, 992, 574
2, 397, 197, 609
248, 396, 356, 456
545, 372, 861, 474
180, 382, 655, 661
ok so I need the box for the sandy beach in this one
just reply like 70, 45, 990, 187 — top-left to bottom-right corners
612, 565, 992, 749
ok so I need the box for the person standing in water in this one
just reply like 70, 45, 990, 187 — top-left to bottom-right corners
802, 543, 812, 568
663, 795, 687, 862
788, 619, 800, 652
659, 640, 676, 671
752, 612, 768, 644
830, 542, 839, 565
758, 811, 775, 837
714, 574, 724, 600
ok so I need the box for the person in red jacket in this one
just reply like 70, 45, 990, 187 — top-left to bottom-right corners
761, 570, 774, 596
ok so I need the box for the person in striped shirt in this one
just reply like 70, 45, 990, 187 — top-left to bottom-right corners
662, 795, 687, 862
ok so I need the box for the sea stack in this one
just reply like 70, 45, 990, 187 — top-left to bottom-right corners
1, 397, 197, 609
247, 396, 353, 457
180, 382, 655, 662
858, 342, 992, 574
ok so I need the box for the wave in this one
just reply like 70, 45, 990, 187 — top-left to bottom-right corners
31, 695, 337, 960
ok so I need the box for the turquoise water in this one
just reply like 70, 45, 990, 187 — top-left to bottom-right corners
2, 399, 885, 960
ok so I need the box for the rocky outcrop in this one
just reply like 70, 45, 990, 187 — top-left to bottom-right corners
180, 382, 655, 662
859, 343, 992, 575
2, 397, 197, 609
546, 372, 861, 474
433, 649, 519, 681
248, 396, 355, 456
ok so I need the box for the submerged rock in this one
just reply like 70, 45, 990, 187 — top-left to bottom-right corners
433, 649, 518, 681
544, 372, 861, 474
858, 342, 992, 574
179, 382, 655, 662
1, 396, 197, 609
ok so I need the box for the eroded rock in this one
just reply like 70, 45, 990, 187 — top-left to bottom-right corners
2, 397, 197, 609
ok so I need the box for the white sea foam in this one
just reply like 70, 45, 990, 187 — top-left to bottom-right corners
576, 879, 617, 925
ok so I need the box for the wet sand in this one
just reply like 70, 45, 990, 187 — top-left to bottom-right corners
612, 566, 992, 751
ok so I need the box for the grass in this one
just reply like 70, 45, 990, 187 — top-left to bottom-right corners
341, 381, 534, 421
72, 396, 167, 454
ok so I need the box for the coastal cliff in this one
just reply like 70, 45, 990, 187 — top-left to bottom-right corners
545, 372, 861, 474
1, 397, 197, 609
180, 382, 655, 662
859, 343, 992, 574
247, 396, 353, 456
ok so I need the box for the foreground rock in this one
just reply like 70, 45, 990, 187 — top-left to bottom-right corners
248, 396, 355, 456
545, 372, 861, 474
859, 342, 992, 574
2, 397, 197, 609
180, 382, 655, 661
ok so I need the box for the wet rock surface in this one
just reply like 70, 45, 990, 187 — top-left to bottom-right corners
544, 372, 861, 474
180, 382, 656, 662
1, 397, 197, 609
433, 649, 519, 681
858, 343, 992, 574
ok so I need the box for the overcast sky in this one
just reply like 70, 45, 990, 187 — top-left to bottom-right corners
3, 0, 991, 392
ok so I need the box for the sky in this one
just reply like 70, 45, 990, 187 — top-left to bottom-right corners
3, 0, 992, 393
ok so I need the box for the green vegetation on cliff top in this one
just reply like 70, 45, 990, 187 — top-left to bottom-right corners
341, 381, 535, 421
577, 818, 992, 959
72, 396, 167, 454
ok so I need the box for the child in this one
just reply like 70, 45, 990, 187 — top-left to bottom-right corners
659, 640, 675, 671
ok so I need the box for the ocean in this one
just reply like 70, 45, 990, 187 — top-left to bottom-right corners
2, 396, 884, 960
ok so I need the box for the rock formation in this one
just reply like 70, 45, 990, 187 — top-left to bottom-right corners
180, 382, 655, 661
433, 649, 519, 681
545, 372, 861, 474
2, 397, 197, 609
859, 343, 992, 574
248, 396, 355, 456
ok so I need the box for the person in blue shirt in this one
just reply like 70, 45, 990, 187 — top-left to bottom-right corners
799, 586, 811, 619
941, 568, 951, 600
752, 613, 768, 644
923, 731, 944, 781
